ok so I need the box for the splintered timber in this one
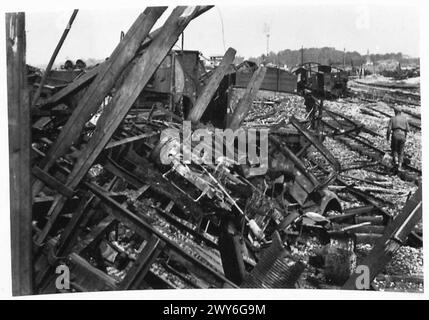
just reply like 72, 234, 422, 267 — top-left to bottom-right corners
6, 5, 422, 296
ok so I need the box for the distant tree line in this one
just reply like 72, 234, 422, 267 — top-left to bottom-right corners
240, 47, 419, 68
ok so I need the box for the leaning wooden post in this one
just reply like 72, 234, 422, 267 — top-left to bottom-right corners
30, 9, 78, 108
187, 47, 236, 123
228, 67, 266, 131
342, 184, 422, 290
41, 7, 213, 108
32, 7, 166, 198
6, 12, 33, 296
34, 6, 213, 245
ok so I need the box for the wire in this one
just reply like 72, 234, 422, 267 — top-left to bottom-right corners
216, 7, 227, 52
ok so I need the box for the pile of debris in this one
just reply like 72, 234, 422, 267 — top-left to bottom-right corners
7, 7, 422, 295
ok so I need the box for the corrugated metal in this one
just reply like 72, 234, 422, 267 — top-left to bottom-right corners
241, 232, 305, 288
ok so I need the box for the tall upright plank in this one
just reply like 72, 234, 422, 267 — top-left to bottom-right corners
228, 67, 267, 131
6, 12, 33, 295
32, 7, 166, 197
187, 47, 236, 123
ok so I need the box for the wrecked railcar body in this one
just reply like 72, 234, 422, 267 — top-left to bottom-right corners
7, 7, 421, 295
294, 62, 348, 98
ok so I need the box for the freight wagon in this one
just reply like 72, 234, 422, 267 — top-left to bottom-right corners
293, 62, 348, 98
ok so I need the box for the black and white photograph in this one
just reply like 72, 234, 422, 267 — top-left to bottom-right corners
1, 0, 426, 300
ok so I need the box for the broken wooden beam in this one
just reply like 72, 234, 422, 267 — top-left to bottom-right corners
228, 67, 267, 131
355, 215, 384, 225
7, 12, 33, 296
119, 235, 165, 290
42, 6, 214, 108
328, 206, 378, 224
67, 253, 118, 291
42, 65, 101, 106
335, 224, 385, 234
33, 6, 212, 246
30, 9, 78, 108
105, 132, 158, 149
354, 233, 383, 245
65, 6, 211, 191
342, 184, 422, 290
56, 193, 95, 255
103, 153, 206, 219
32, 7, 166, 197
32, 166, 75, 198
187, 47, 236, 123
85, 182, 237, 288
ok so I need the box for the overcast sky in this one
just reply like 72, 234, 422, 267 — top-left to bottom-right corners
24, 4, 420, 66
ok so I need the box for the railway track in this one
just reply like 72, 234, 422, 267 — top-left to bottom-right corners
320, 107, 421, 176
349, 81, 420, 106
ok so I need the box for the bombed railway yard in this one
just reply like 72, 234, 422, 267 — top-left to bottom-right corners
6, 6, 423, 296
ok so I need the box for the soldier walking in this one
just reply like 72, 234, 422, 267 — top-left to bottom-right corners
387, 108, 410, 170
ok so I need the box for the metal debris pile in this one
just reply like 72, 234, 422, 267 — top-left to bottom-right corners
9, 6, 422, 294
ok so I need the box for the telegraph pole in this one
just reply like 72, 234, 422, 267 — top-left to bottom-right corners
263, 23, 270, 58
343, 48, 346, 68
266, 33, 270, 56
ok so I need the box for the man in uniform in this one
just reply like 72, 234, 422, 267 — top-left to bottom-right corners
387, 108, 410, 170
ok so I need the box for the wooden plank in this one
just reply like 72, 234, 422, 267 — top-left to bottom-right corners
73, 216, 116, 255
355, 215, 384, 225
30, 10, 78, 108
228, 67, 267, 131
119, 235, 165, 290
34, 194, 68, 245
33, 198, 96, 288
42, 6, 213, 109
86, 182, 238, 288
56, 193, 94, 255
187, 47, 236, 123
32, 7, 166, 198
105, 132, 157, 149
109, 151, 206, 218
33, 6, 212, 246
338, 224, 385, 234
42, 65, 101, 106
354, 233, 383, 244
343, 184, 422, 290
68, 253, 118, 291
32, 166, 75, 198
65, 6, 211, 191
7, 12, 33, 296
136, 184, 151, 198
35, 178, 118, 287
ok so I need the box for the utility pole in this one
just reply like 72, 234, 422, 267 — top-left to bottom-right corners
343, 48, 346, 68
301, 46, 304, 65
266, 33, 270, 57
263, 23, 270, 62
